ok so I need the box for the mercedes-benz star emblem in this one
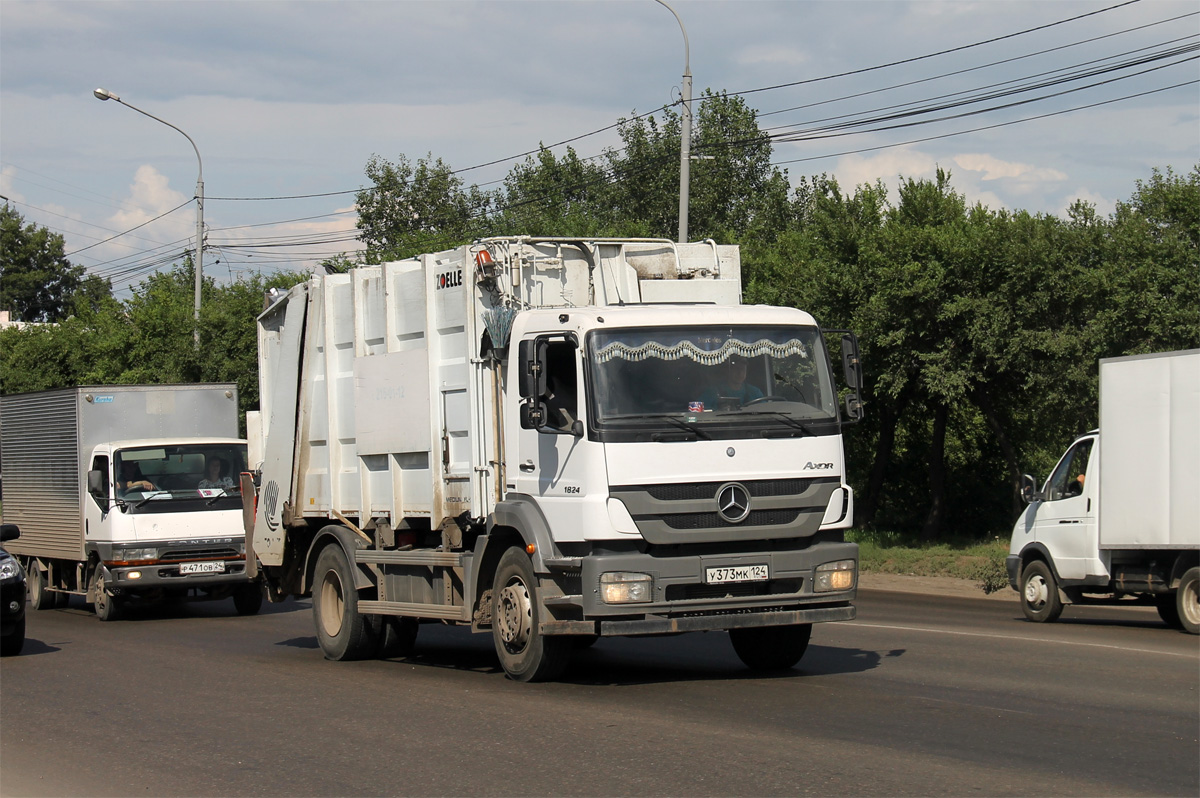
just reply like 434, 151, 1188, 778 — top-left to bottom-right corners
716, 482, 751, 523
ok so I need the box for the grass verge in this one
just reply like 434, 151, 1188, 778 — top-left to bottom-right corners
848, 531, 1011, 594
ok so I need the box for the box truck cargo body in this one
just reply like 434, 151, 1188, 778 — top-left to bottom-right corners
1007, 349, 1200, 632
1, 384, 262, 619
250, 238, 864, 680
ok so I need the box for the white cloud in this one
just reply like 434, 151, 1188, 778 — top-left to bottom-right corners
734, 45, 810, 69
1061, 187, 1116, 218
952, 154, 1067, 183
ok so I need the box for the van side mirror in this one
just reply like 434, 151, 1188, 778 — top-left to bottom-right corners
0, 523, 19, 543
1020, 474, 1042, 504
88, 469, 107, 498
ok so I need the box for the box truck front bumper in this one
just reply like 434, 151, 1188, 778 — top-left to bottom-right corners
105, 561, 250, 590
543, 541, 858, 636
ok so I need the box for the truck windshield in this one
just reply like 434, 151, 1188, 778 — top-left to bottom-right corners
588, 325, 839, 441
114, 443, 247, 513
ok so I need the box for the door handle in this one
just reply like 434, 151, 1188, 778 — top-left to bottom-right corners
520, 460, 535, 472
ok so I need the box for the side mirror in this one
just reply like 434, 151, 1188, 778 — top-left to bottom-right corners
517, 339, 547, 400
0, 523, 19, 543
520, 400, 548, 430
1020, 474, 1042, 504
844, 394, 864, 422
88, 469, 107, 498
841, 334, 862, 391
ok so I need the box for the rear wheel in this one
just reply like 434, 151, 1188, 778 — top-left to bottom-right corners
233, 584, 264, 616
1020, 560, 1063, 623
1156, 593, 1182, 629
730, 624, 812, 670
312, 545, 378, 660
29, 565, 55, 611
1177, 567, 1199, 635
492, 547, 568, 682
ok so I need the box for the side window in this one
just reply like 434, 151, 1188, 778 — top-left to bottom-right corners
90, 454, 110, 507
1045, 439, 1093, 501
543, 340, 578, 433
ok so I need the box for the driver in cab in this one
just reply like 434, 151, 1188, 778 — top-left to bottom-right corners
699, 356, 763, 410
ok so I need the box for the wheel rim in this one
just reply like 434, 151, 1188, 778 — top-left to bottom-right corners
497, 576, 532, 653
318, 567, 345, 638
1024, 574, 1048, 608
1183, 579, 1200, 627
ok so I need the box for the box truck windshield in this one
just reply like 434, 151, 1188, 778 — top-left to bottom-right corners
114, 443, 248, 511
589, 325, 839, 437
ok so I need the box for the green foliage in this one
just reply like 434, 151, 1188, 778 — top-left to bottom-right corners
851, 532, 1010, 592
1, 204, 113, 322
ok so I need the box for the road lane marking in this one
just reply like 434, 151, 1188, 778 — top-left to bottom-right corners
848, 621, 1199, 658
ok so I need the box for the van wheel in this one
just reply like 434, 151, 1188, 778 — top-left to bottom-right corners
1177, 568, 1199, 635
730, 624, 812, 670
1020, 560, 1063, 623
312, 545, 378, 660
233, 584, 264, 616
492, 547, 568, 682
29, 565, 55, 611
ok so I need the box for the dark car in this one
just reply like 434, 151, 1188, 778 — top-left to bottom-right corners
1, 523, 26, 656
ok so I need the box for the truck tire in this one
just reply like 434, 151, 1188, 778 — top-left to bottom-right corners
376, 616, 419, 659
1020, 560, 1063, 623
312, 545, 378, 661
1177, 567, 1199, 635
233, 584, 264, 616
92, 572, 121, 622
730, 623, 812, 670
1155, 594, 1182, 629
29, 565, 55, 611
492, 547, 568, 682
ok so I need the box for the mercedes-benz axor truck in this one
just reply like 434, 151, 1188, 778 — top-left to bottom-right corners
248, 237, 865, 680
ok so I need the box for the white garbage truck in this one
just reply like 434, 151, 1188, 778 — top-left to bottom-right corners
1007, 349, 1200, 633
0, 384, 261, 620
249, 237, 864, 680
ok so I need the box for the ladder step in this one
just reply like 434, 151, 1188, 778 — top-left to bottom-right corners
356, 550, 463, 567
357, 600, 470, 621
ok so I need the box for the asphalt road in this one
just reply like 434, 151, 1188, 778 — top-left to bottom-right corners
1, 587, 1196, 797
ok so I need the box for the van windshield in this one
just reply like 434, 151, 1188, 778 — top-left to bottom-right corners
588, 325, 839, 441
115, 443, 247, 512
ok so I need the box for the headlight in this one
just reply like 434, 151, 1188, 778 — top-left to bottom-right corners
110, 547, 159, 564
814, 559, 856, 592
0, 555, 23, 582
599, 572, 653, 604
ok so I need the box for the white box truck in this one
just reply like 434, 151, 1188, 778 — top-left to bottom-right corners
249, 237, 864, 680
1, 384, 262, 620
1007, 349, 1200, 633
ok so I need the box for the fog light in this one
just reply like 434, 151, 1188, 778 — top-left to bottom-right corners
127, 571, 142, 580
8, 601, 18, 612
814, 560, 856, 592
599, 572, 653, 604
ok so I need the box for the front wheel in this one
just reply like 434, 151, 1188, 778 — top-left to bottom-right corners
93, 571, 121, 622
1176, 567, 1199, 635
729, 624, 812, 670
312, 545, 378, 661
492, 547, 568, 682
233, 584, 264, 616
1020, 560, 1063, 623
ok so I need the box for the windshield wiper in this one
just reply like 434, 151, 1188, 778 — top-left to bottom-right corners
205, 489, 238, 507
743, 410, 817, 438
630, 413, 712, 441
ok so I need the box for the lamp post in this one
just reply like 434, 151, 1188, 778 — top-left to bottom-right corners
94, 87, 204, 347
655, 0, 692, 244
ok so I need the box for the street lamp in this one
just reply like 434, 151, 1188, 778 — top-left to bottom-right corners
655, 0, 692, 244
94, 87, 205, 347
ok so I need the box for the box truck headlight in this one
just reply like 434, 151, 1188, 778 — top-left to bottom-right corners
111, 547, 158, 564
599, 572, 653, 604
814, 560, 856, 592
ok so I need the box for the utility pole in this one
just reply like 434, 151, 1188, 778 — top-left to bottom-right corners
655, 0, 692, 244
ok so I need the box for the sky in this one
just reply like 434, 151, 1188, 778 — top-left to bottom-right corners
2, 0, 1197, 298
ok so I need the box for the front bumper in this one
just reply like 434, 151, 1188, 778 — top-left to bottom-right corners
106, 560, 250, 590
1006, 555, 1021, 590
1, 578, 27, 634
542, 541, 858, 636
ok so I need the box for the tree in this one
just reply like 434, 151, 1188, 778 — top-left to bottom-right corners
0, 204, 112, 322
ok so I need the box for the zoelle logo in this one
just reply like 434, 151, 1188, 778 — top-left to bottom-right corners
262, 480, 280, 531
804, 461, 834, 470
435, 269, 463, 290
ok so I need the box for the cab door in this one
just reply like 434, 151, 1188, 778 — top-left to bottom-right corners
1032, 436, 1099, 580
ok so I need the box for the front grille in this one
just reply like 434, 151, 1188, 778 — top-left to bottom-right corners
645, 479, 810, 502
666, 578, 801, 601
661, 509, 800, 529
160, 547, 241, 562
